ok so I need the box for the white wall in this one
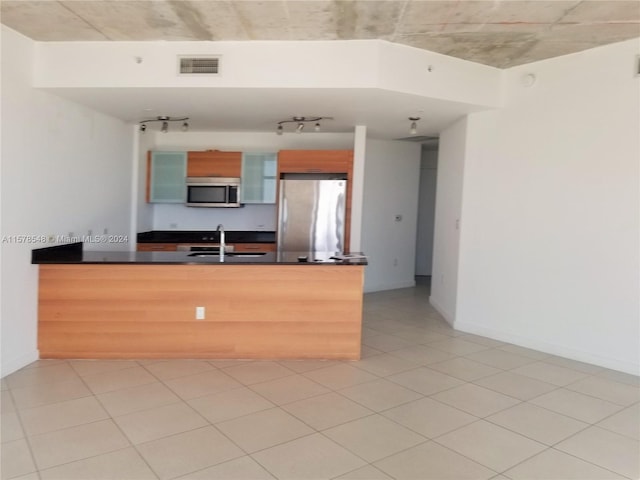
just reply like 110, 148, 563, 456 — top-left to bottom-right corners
349, 125, 367, 251
415, 148, 438, 276
430, 117, 468, 323
455, 39, 640, 374
34, 40, 501, 109
152, 204, 277, 232
361, 139, 421, 292
142, 131, 355, 231
377, 41, 501, 107
1, 27, 134, 376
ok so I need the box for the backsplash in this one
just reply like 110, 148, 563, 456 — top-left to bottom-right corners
152, 204, 277, 231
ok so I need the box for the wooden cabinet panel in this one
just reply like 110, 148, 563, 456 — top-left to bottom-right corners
277, 150, 353, 174
137, 243, 178, 252
38, 264, 364, 359
234, 243, 276, 252
187, 151, 242, 177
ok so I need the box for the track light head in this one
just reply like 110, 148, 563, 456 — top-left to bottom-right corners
138, 116, 190, 133
275, 116, 332, 134
409, 116, 420, 135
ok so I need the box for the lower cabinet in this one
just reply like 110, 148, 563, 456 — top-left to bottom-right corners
234, 243, 276, 252
137, 243, 178, 252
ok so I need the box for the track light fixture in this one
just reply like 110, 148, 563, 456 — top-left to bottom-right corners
409, 116, 420, 135
276, 116, 332, 135
139, 116, 189, 133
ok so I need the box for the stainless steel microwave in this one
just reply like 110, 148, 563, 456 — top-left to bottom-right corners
186, 177, 241, 207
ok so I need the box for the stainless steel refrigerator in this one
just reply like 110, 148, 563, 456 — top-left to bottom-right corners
277, 175, 347, 253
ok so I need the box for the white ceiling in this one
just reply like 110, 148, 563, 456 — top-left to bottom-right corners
3, 1, 639, 140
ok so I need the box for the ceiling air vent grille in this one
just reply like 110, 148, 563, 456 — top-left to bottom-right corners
179, 56, 220, 75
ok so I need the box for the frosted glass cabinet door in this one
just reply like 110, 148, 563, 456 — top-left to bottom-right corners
149, 152, 187, 203
241, 152, 277, 203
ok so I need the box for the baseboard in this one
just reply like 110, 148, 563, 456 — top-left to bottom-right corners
364, 279, 416, 293
429, 295, 454, 326
454, 320, 639, 376
1, 349, 39, 378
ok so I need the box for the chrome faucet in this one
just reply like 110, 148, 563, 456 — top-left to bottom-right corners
216, 224, 225, 262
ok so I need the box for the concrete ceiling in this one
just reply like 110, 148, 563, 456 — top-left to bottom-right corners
2, 1, 638, 140
2, 0, 638, 68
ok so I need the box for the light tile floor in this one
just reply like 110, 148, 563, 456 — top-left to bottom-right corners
1, 280, 639, 480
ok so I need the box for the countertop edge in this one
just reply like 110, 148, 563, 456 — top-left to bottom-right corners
32, 243, 367, 266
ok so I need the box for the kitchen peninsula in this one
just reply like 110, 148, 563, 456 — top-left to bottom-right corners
33, 243, 366, 360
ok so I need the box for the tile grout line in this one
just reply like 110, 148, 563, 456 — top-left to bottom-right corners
87, 367, 163, 480
6, 386, 40, 479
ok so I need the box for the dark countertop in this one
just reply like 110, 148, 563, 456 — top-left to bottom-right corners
32, 243, 367, 266
137, 230, 276, 244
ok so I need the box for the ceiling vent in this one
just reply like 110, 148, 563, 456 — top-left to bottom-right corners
178, 56, 220, 75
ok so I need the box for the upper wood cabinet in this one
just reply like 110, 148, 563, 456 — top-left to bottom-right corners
277, 150, 353, 174
147, 151, 187, 203
187, 150, 242, 177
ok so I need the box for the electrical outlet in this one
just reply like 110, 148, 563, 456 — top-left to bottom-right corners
195, 306, 205, 320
